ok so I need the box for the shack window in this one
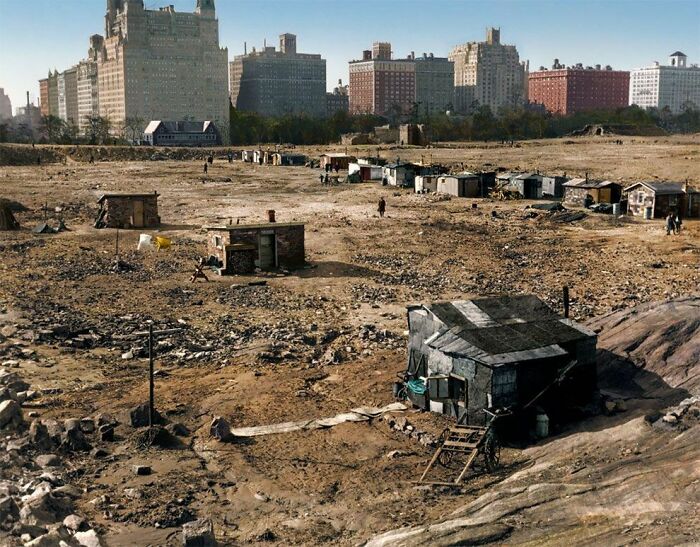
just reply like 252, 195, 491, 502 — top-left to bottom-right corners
428, 375, 451, 400
213, 236, 223, 249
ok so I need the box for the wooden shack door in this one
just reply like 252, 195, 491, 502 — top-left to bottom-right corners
259, 234, 276, 269
132, 200, 144, 228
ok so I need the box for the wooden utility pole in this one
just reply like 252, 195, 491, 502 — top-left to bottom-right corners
132, 325, 182, 429
148, 323, 154, 427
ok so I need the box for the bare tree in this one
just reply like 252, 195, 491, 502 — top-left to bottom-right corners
123, 116, 145, 143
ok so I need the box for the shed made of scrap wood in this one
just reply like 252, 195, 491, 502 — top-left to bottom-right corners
206, 222, 305, 273
95, 192, 160, 229
320, 153, 356, 170
404, 295, 597, 426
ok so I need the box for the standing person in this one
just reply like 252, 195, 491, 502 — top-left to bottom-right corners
378, 197, 386, 218
674, 211, 682, 234
203, 162, 208, 174
665, 212, 674, 235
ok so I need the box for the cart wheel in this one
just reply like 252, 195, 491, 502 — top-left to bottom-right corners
437, 429, 453, 467
483, 432, 501, 472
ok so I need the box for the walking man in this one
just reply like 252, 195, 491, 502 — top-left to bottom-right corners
203, 162, 208, 174
378, 197, 386, 218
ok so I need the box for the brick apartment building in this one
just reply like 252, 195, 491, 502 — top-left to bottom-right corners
529, 59, 630, 115
230, 33, 326, 117
348, 43, 453, 117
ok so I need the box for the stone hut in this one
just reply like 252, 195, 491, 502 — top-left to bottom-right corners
206, 222, 305, 274
95, 192, 160, 229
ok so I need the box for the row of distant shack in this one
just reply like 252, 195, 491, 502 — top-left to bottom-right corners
237, 149, 698, 220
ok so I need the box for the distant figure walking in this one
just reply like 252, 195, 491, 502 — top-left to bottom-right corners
378, 197, 386, 218
203, 162, 208, 174
208, 155, 214, 164
227, 152, 233, 163
665, 212, 675, 235
674, 212, 682, 234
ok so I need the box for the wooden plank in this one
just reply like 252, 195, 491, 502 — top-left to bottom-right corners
455, 449, 479, 484
443, 440, 480, 449
419, 446, 443, 483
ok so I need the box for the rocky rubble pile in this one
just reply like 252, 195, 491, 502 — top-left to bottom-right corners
648, 396, 700, 430
0, 371, 104, 546
383, 414, 436, 448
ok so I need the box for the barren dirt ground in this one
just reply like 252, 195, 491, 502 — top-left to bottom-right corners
0, 136, 699, 546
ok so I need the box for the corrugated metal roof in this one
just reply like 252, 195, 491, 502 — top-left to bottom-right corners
563, 179, 620, 189
417, 295, 593, 366
623, 181, 698, 195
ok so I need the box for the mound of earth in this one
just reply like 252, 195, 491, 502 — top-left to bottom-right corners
589, 296, 700, 396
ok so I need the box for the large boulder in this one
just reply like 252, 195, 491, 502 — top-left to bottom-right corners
182, 518, 216, 546
0, 399, 22, 429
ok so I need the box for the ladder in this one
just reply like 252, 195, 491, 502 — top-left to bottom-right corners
419, 425, 490, 486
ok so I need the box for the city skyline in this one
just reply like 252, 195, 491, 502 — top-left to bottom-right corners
0, 0, 699, 110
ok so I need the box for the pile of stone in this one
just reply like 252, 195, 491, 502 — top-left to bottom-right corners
383, 414, 435, 448
350, 284, 397, 305
649, 396, 700, 430
0, 371, 104, 546
357, 324, 403, 353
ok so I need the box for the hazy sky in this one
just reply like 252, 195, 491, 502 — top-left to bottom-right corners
1, 0, 699, 111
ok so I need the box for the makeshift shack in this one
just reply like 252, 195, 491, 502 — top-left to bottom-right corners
509, 173, 544, 199
415, 175, 438, 193
94, 192, 160, 229
624, 181, 699, 219
273, 153, 307, 166
403, 295, 597, 427
206, 222, 305, 274
382, 162, 421, 187
349, 163, 383, 181
563, 178, 622, 207
541, 175, 568, 198
320, 153, 355, 171
436, 173, 480, 197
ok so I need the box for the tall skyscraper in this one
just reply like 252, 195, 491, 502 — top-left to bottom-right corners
629, 52, 700, 113
0, 88, 12, 121
348, 44, 453, 116
529, 60, 630, 115
77, 35, 103, 132
57, 67, 79, 125
229, 33, 327, 117
98, 0, 229, 138
449, 28, 528, 114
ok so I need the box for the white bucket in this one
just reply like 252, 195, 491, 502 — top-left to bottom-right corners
137, 233, 154, 251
